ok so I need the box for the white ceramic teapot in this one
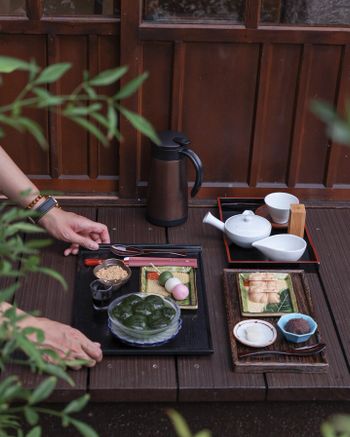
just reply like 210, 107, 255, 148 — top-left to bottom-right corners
203, 210, 272, 248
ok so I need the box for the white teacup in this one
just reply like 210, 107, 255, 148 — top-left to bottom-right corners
264, 192, 299, 224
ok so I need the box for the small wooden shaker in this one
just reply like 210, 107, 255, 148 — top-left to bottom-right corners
288, 204, 306, 238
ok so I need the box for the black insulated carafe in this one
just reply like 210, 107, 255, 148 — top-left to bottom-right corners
146, 131, 203, 227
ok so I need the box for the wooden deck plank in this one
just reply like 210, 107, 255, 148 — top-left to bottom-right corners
168, 208, 266, 401
307, 208, 350, 368
266, 272, 350, 400
88, 206, 178, 402
6, 207, 96, 402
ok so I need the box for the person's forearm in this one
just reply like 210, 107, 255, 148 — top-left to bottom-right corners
0, 146, 40, 207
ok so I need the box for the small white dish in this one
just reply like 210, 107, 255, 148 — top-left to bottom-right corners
252, 234, 307, 262
233, 319, 277, 348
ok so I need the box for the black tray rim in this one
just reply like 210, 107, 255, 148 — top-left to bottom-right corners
73, 243, 214, 356
217, 197, 320, 269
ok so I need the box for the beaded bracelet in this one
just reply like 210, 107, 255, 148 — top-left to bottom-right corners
26, 194, 45, 210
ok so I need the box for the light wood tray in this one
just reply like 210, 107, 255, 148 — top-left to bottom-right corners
223, 269, 328, 373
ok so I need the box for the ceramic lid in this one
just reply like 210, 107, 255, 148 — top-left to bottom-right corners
227, 210, 271, 237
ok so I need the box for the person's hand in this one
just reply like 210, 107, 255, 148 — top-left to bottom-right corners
22, 316, 103, 369
39, 207, 110, 256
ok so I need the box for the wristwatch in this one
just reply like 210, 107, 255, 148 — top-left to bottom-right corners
28, 196, 60, 224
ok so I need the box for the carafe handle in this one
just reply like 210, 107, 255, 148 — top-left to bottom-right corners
179, 148, 203, 197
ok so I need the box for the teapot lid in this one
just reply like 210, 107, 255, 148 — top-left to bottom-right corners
228, 210, 271, 237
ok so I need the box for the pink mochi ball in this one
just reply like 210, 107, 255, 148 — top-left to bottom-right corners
171, 283, 189, 301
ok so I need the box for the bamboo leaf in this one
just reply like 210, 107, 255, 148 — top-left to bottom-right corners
167, 410, 192, 437
69, 418, 98, 437
24, 407, 39, 426
25, 239, 52, 249
69, 116, 108, 146
25, 426, 42, 437
35, 266, 67, 290
29, 377, 57, 405
35, 63, 71, 84
114, 72, 148, 100
194, 431, 212, 437
107, 105, 117, 140
0, 56, 38, 73
63, 394, 90, 415
90, 65, 128, 86
90, 112, 122, 141
64, 104, 102, 117
0, 114, 24, 132
0, 283, 20, 303
16, 117, 47, 149
119, 106, 160, 144
310, 99, 337, 123
41, 363, 74, 386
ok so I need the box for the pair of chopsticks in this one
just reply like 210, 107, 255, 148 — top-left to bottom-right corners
84, 257, 198, 268
238, 343, 326, 358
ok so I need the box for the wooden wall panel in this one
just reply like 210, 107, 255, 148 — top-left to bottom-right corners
97, 35, 120, 179
297, 45, 342, 185
182, 42, 260, 184
0, 35, 48, 175
258, 44, 301, 184
139, 42, 173, 183
57, 35, 89, 177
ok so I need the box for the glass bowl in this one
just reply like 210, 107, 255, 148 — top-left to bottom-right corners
108, 292, 181, 340
93, 258, 131, 290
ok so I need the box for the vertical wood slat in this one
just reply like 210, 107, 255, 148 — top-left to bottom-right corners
170, 41, 186, 132
47, 34, 62, 179
287, 44, 313, 187
325, 45, 350, 187
119, 0, 142, 198
245, 0, 261, 29
88, 34, 99, 179
249, 43, 273, 186
25, 0, 43, 20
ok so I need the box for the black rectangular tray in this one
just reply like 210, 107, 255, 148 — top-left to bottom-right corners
73, 244, 213, 356
218, 197, 320, 270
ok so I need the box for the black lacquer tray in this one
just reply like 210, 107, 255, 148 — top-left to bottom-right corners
218, 198, 320, 270
73, 244, 213, 356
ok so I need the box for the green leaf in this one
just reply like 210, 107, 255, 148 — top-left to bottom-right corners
310, 99, 338, 124
35, 63, 71, 85
328, 121, 350, 145
194, 431, 212, 437
32, 87, 64, 107
69, 418, 98, 437
90, 65, 128, 86
16, 335, 44, 363
63, 394, 90, 414
16, 117, 47, 148
90, 112, 122, 141
167, 410, 192, 437
22, 326, 45, 343
25, 426, 41, 437
114, 72, 148, 100
119, 106, 160, 144
36, 266, 67, 290
320, 422, 336, 437
0, 114, 24, 132
24, 407, 39, 426
5, 222, 43, 236
107, 105, 117, 140
83, 84, 97, 99
0, 283, 20, 303
41, 363, 74, 386
25, 239, 52, 249
0, 56, 38, 73
64, 104, 102, 117
69, 116, 108, 146
29, 377, 57, 404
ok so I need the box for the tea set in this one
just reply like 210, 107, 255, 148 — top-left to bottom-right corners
203, 192, 306, 262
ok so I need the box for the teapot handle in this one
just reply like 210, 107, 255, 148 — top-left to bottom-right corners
179, 148, 203, 197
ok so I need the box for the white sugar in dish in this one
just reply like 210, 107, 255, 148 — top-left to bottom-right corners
245, 324, 266, 343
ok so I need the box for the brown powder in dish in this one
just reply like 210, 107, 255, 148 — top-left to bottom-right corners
284, 318, 310, 335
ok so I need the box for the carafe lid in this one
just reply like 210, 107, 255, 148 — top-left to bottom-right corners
156, 131, 190, 151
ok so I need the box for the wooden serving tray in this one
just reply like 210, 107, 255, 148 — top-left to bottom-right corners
218, 197, 320, 270
223, 269, 328, 373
